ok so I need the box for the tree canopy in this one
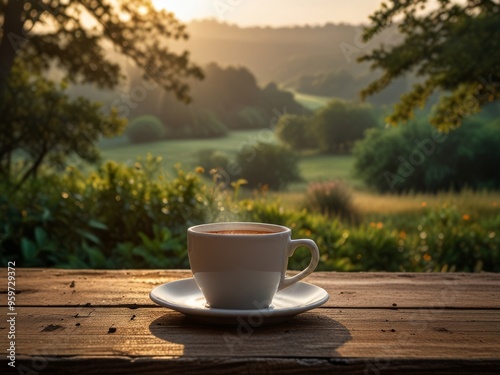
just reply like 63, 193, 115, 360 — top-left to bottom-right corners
359, 0, 500, 131
0, 0, 203, 101
0, 61, 126, 191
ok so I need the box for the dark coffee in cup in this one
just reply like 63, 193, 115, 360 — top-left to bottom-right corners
208, 230, 272, 235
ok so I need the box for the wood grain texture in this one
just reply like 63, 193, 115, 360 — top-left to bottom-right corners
9, 357, 500, 375
1, 269, 499, 308
1, 269, 499, 374
3, 307, 499, 359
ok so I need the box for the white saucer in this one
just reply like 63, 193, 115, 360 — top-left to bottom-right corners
150, 278, 329, 326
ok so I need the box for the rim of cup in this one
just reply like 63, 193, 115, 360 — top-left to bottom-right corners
188, 222, 290, 236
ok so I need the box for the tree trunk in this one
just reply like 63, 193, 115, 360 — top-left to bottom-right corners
0, 0, 25, 95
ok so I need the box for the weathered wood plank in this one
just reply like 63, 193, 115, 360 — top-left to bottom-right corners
1, 269, 499, 374
2, 307, 499, 359
8, 357, 500, 375
0, 269, 500, 308
1, 269, 499, 309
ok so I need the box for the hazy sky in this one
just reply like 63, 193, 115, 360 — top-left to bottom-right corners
152, 0, 384, 27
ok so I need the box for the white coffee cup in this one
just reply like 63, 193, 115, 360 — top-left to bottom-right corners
187, 222, 320, 309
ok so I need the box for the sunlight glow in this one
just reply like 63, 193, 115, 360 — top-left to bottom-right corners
151, 0, 212, 22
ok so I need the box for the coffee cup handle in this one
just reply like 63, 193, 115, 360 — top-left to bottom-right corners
278, 239, 320, 290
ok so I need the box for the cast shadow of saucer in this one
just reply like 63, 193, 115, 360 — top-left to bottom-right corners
149, 311, 351, 358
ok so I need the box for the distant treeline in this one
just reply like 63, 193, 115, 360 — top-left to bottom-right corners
124, 63, 308, 140
178, 20, 409, 105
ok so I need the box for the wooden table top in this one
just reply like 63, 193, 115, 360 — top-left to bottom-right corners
1, 269, 499, 374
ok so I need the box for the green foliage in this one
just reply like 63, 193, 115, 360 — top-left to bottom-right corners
294, 70, 410, 107
127, 63, 306, 137
179, 108, 228, 138
1, 162, 498, 272
126, 115, 165, 144
275, 114, 317, 150
260, 82, 307, 115
303, 181, 358, 221
0, 62, 126, 190
0, 158, 214, 268
197, 149, 230, 175
235, 106, 268, 129
0, 0, 203, 101
353, 119, 500, 193
240, 199, 499, 272
407, 206, 500, 272
236, 141, 301, 190
312, 100, 378, 153
360, 0, 500, 130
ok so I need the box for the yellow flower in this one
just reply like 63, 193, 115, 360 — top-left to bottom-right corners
421, 201, 427, 207
462, 214, 470, 221
376, 222, 383, 229
195, 166, 205, 174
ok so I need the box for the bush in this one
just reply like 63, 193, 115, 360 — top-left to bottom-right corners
176, 108, 227, 138
303, 181, 358, 220
0, 158, 216, 268
197, 149, 230, 177
1, 168, 499, 272
126, 115, 165, 143
275, 114, 317, 149
353, 119, 500, 193
239, 198, 499, 272
312, 100, 377, 153
236, 141, 301, 190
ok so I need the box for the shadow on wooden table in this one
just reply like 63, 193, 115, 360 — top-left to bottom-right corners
149, 311, 351, 357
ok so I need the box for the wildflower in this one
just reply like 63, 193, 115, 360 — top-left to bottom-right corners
376, 222, 383, 229
423, 254, 432, 261
399, 230, 407, 239
462, 214, 470, 221
195, 166, 205, 174
421, 201, 427, 207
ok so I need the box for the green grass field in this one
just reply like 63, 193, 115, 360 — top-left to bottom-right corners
100, 130, 277, 171
100, 129, 500, 218
101, 130, 357, 188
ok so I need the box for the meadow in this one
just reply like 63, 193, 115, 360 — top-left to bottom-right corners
3, 130, 498, 272
34, 96, 499, 273
100, 129, 500, 219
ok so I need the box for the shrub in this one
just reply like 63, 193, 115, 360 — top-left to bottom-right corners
236, 141, 301, 190
177, 108, 227, 138
197, 149, 230, 178
312, 99, 377, 153
126, 115, 165, 143
0, 158, 216, 268
303, 181, 358, 221
407, 206, 500, 272
239, 199, 500, 272
275, 114, 317, 150
353, 119, 500, 193
198, 150, 238, 188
